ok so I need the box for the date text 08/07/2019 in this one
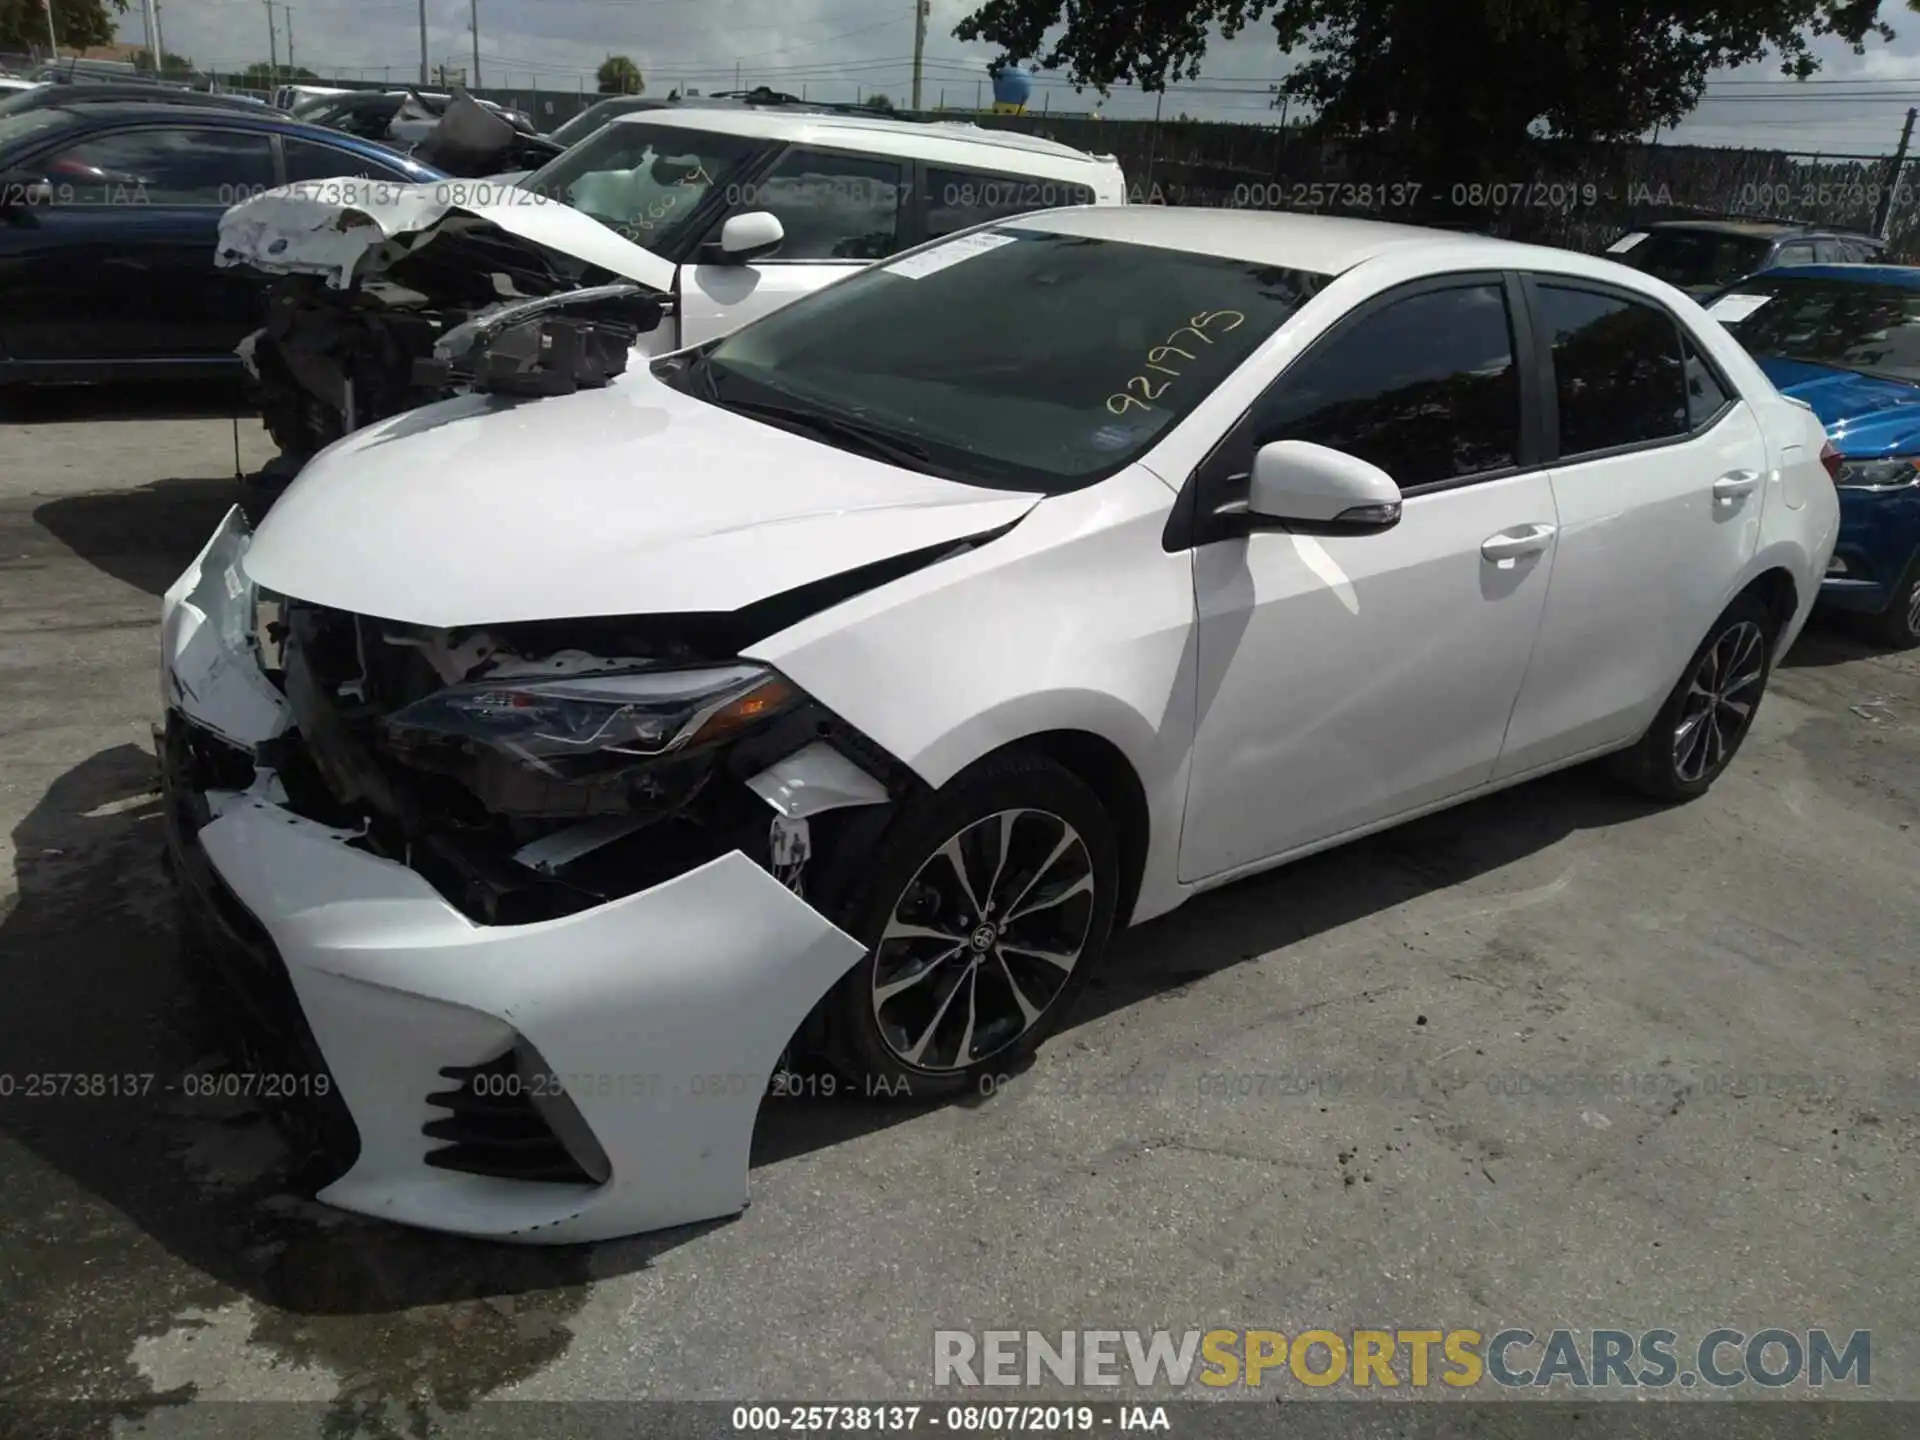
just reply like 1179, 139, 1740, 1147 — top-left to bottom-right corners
728, 1405, 1172, 1433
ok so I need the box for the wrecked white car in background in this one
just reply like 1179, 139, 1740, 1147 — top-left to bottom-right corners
217, 105, 1127, 476
160, 208, 1833, 1243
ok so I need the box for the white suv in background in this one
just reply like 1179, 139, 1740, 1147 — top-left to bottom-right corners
519, 106, 1129, 349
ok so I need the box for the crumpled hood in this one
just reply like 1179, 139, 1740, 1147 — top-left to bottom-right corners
241, 371, 1043, 629
216, 177, 677, 293
1755, 355, 1920, 457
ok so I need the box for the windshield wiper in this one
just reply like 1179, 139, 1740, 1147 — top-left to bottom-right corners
713, 395, 941, 471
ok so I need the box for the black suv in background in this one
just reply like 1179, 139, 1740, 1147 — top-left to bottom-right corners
1603, 218, 1887, 298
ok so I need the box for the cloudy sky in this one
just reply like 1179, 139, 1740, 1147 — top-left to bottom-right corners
128, 0, 1920, 154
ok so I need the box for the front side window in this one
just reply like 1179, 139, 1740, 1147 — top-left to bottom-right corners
520, 121, 759, 251
1775, 242, 1816, 267
694, 228, 1329, 492
1534, 284, 1686, 457
1247, 283, 1521, 489
283, 136, 423, 184
1711, 273, 1920, 385
925, 166, 1095, 239
722, 148, 904, 260
36, 126, 274, 204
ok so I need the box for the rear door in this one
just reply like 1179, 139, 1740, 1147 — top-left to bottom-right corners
0, 122, 276, 366
677, 145, 907, 347
1493, 277, 1768, 778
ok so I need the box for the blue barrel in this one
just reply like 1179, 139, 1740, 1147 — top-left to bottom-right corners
990, 67, 1033, 112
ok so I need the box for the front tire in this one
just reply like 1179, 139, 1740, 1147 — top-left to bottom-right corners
814, 750, 1120, 1100
1869, 551, 1920, 650
1612, 592, 1775, 802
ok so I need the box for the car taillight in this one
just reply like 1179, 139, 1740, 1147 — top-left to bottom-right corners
1820, 440, 1844, 483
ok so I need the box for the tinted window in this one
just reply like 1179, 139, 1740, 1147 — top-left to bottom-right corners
1535, 284, 1686, 456
1248, 283, 1520, 489
696, 229, 1328, 491
1775, 242, 1815, 267
522, 120, 759, 252
1619, 230, 1771, 289
38, 126, 274, 204
1683, 336, 1731, 428
284, 136, 411, 183
726, 148, 904, 260
925, 167, 1095, 239
1711, 273, 1920, 383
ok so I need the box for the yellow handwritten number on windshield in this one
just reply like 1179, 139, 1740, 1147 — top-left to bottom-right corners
1105, 310, 1247, 416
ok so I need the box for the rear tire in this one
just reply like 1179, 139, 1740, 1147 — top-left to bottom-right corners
1611, 592, 1775, 802
812, 750, 1119, 1101
1869, 552, 1920, 651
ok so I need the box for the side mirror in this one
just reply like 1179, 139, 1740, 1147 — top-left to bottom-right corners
0, 172, 53, 208
1225, 439, 1403, 534
716, 210, 784, 263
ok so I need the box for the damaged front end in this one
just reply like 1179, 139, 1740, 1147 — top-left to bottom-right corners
218, 180, 674, 477
158, 508, 913, 1242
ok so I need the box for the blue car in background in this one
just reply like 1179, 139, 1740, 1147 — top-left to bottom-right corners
1707, 264, 1920, 648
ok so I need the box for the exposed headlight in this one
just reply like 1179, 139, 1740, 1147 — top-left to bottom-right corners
385, 662, 796, 775
1835, 455, 1920, 490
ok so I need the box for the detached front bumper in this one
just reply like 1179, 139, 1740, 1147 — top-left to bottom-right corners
158, 508, 867, 1244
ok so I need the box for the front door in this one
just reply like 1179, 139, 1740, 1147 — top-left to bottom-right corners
677, 146, 907, 349
1181, 278, 1559, 882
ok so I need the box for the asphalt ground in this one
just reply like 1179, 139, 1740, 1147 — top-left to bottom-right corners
0, 386, 1914, 1438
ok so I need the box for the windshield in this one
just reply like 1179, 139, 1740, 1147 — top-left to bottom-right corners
1712, 274, 1920, 384
521, 120, 758, 251
548, 100, 651, 150
694, 228, 1330, 492
1618, 229, 1773, 289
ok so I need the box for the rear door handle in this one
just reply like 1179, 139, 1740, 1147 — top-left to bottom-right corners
1481, 523, 1557, 567
1713, 469, 1760, 502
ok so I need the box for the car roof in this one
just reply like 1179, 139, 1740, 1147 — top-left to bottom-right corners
1646, 217, 1882, 242
1751, 263, 1920, 288
616, 104, 1119, 171
998, 205, 1536, 273
1, 83, 274, 112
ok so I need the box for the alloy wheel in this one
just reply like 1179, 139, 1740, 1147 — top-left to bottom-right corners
1906, 576, 1920, 637
870, 808, 1097, 1073
1671, 619, 1767, 783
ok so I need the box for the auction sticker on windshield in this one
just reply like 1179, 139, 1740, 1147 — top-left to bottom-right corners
886, 230, 1019, 279
1606, 232, 1649, 253
1707, 293, 1772, 322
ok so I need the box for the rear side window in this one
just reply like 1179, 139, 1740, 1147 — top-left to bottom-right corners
37, 125, 275, 204
1813, 239, 1850, 264
284, 137, 413, 183
1533, 283, 1687, 457
1775, 242, 1816, 267
730, 147, 904, 260
925, 167, 1096, 239
1683, 335, 1731, 428
1250, 282, 1522, 489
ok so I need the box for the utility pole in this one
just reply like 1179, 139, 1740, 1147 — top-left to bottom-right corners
139, 0, 156, 72
418, 0, 430, 85
44, 0, 59, 59
734, 60, 741, 90
284, 6, 294, 75
910, 0, 927, 110
153, 0, 168, 70
262, 0, 277, 83
1876, 106, 1917, 239
470, 0, 481, 86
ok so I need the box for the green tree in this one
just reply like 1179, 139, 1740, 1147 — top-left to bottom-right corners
865, 91, 896, 110
239, 61, 318, 81
596, 54, 644, 94
955, 0, 1898, 164
0, 0, 129, 53
130, 47, 198, 78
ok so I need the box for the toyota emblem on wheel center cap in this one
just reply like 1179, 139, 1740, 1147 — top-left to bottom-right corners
969, 923, 996, 953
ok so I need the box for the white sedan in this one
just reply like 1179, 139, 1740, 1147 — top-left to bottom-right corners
159, 206, 1838, 1243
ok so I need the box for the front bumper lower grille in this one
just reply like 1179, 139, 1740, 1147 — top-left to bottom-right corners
424, 1048, 609, 1185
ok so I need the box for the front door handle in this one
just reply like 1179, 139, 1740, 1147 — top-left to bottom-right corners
1713, 469, 1760, 502
1481, 523, 1557, 567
